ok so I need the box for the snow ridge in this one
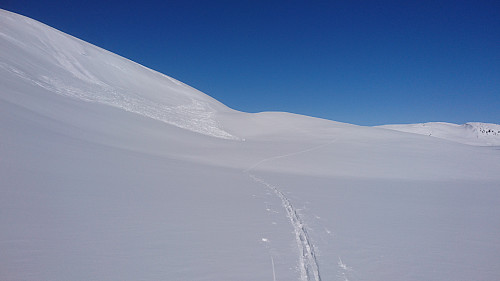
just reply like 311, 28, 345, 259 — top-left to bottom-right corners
377, 122, 500, 146
464, 122, 500, 137
250, 175, 322, 281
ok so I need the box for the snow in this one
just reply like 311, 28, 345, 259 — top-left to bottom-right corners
378, 122, 500, 146
0, 9, 238, 140
1, 8, 500, 281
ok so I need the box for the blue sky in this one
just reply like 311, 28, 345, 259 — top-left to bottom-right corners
3, 0, 499, 125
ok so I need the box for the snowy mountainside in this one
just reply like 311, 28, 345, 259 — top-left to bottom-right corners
378, 122, 500, 146
0, 9, 237, 140
2, 9, 500, 281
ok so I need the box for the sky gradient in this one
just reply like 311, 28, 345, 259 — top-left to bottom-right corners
2, 0, 499, 125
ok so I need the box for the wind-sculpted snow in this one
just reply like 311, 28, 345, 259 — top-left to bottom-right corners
29, 73, 236, 140
0, 9, 238, 140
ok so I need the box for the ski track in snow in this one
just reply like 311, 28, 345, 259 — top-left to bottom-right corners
246, 139, 340, 281
250, 174, 322, 281
244, 138, 340, 173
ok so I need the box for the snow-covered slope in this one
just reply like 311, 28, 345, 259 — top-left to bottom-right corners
2, 9, 500, 281
378, 122, 500, 146
0, 9, 238, 140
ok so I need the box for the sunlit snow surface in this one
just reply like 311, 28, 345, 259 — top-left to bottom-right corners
1, 9, 500, 281
0, 10, 238, 140
379, 122, 500, 146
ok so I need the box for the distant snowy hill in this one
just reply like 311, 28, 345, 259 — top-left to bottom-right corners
378, 122, 500, 146
2, 9, 500, 281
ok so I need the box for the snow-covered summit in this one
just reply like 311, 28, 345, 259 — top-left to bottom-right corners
0, 9, 238, 140
378, 122, 500, 146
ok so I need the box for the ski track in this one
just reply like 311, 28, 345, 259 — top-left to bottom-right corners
246, 140, 340, 281
244, 138, 339, 173
250, 174, 322, 281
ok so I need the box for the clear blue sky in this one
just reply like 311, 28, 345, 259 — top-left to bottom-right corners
3, 0, 499, 125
